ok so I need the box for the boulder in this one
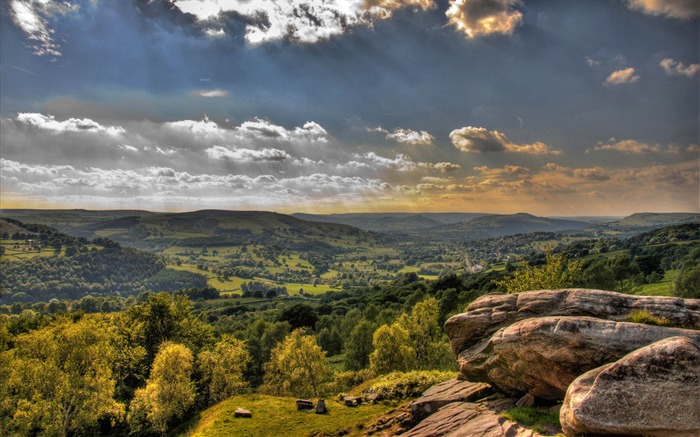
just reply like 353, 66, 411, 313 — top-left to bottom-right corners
411, 379, 492, 420
403, 398, 544, 437
445, 289, 700, 357
234, 407, 252, 418
560, 336, 700, 437
456, 316, 700, 400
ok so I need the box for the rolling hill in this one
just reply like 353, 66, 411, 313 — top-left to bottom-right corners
1, 209, 385, 252
587, 212, 700, 236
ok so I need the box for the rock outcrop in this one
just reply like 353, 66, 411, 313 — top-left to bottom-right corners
560, 336, 700, 437
410, 379, 492, 420
403, 398, 545, 437
457, 315, 700, 400
445, 289, 700, 357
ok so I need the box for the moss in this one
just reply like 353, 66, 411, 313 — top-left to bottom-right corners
501, 406, 560, 432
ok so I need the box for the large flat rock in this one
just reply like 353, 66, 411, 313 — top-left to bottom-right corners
410, 379, 492, 419
445, 289, 700, 357
403, 399, 544, 437
457, 316, 700, 400
561, 336, 700, 437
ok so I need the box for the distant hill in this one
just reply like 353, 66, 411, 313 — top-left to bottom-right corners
292, 212, 486, 232
587, 212, 700, 236
412, 213, 590, 241
2, 209, 384, 252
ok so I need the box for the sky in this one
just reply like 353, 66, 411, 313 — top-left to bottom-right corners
0, 0, 698, 216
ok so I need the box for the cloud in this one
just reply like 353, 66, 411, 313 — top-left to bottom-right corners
386, 128, 434, 145
173, 0, 438, 45
17, 113, 125, 136
191, 89, 230, 98
450, 126, 561, 155
604, 67, 640, 85
431, 162, 462, 173
588, 138, 686, 154
660, 58, 699, 78
8, 0, 79, 56
624, 0, 699, 19
205, 145, 291, 161
446, 0, 523, 39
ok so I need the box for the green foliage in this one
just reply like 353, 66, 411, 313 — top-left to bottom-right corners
674, 264, 700, 299
198, 335, 250, 405
261, 329, 332, 398
129, 342, 196, 436
496, 252, 582, 294
369, 322, 416, 374
627, 310, 671, 326
501, 406, 560, 429
0, 317, 123, 437
363, 370, 455, 401
344, 319, 375, 371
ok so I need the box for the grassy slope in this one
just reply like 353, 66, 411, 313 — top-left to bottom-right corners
183, 395, 395, 437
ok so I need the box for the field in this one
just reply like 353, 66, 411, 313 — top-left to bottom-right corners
182, 394, 396, 437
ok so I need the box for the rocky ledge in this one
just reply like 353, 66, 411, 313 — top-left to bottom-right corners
404, 289, 700, 436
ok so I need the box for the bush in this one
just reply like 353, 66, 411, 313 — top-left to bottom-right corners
362, 370, 455, 402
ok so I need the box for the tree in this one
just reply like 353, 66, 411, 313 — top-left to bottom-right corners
406, 297, 447, 369
369, 323, 416, 374
344, 319, 375, 371
129, 342, 195, 436
280, 303, 319, 330
262, 329, 331, 398
1, 317, 123, 437
496, 252, 582, 294
198, 336, 250, 405
674, 264, 700, 299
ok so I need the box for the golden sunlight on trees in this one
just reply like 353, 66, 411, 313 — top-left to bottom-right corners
369, 322, 416, 374
496, 251, 582, 294
198, 335, 251, 405
0, 317, 123, 437
128, 342, 196, 436
261, 329, 331, 398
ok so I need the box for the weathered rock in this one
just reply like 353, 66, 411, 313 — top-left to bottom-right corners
403, 398, 544, 437
457, 315, 700, 400
561, 336, 700, 437
296, 399, 314, 410
445, 289, 700, 357
315, 398, 327, 414
411, 379, 492, 420
343, 396, 361, 407
515, 393, 535, 408
234, 407, 252, 418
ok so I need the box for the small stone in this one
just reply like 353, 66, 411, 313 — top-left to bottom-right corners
234, 408, 252, 418
316, 398, 327, 414
515, 393, 535, 407
296, 399, 314, 410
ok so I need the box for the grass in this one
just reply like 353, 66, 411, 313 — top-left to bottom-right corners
501, 407, 560, 435
182, 394, 396, 437
627, 310, 671, 326
636, 270, 677, 296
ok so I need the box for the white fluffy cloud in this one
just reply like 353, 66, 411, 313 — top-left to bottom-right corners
17, 113, 125, 136
604, 67, 640, 85
625, 0, 699, 19
205, 145, 291, 161
450, 126, 561, 155
446, 0, 523, 39
8, 0, 79, 56
386, 128, 434, 145
660, 58, 699, 78
173, 0, 434, 46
